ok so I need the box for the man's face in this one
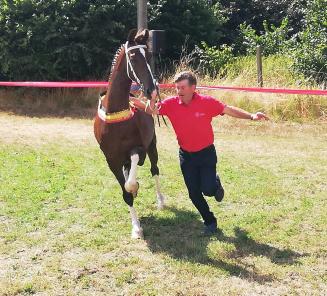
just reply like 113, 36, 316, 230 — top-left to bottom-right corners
175, 79, 196, 101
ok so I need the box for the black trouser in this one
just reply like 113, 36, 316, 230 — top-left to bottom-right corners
179, 144, 223, 226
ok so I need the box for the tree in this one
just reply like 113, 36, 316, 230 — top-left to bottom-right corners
292, 0, 327, 84
0, 0, 136, 80
214, 0, 308, 52
148, 0, 226, 62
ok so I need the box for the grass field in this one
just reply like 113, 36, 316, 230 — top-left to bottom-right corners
0, 112, 326, 295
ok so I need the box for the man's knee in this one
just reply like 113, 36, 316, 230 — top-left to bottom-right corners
187, 188, 203, 202
202, 184, 217, 197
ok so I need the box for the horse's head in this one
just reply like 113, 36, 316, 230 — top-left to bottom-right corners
125, 29, 157, 101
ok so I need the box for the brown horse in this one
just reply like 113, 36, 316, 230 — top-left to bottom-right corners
94, 29, 165, 239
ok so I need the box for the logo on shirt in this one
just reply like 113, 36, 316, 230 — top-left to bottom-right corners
194, 112, 206, 118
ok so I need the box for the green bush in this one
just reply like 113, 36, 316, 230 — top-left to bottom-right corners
239, 18, 290, 55
195, 41, 234, 77
218, 0, 308, 51
291, 0, 327, 84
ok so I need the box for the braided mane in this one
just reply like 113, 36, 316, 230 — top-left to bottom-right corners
108, 44, 125, 81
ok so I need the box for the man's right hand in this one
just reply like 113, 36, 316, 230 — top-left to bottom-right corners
145, 99, 159, 115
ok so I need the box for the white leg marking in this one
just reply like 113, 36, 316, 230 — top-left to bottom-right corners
129, 206, 143, 239
123, 166, 129, 182
154, 175, 165, 210
125, 154, 139, 193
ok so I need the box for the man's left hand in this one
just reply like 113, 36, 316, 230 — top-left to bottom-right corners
251, 112, 269, 121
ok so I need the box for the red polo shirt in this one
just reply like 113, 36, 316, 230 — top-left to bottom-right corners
158, 92, 226, 152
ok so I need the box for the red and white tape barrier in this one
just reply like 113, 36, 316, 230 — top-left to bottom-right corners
0, 81, 326, 96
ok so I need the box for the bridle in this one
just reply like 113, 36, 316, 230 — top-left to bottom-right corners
124, 41, 156, 90
124, 41, 166, 125
97, 41, 167, 126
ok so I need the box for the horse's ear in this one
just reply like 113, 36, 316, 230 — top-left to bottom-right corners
127, 29, 138, 42
134, 29, 149, 44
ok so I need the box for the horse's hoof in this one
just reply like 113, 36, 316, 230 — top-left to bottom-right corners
125, 181, 139, 194
131, 227, 144, 239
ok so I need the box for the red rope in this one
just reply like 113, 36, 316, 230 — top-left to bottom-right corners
0, 81, 326, 96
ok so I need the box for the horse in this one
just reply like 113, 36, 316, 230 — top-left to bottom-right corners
93, 29, 165, 239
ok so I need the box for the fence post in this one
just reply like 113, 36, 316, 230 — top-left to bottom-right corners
256, 45, 263, 87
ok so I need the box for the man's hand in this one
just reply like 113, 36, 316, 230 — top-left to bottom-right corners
251, 112, 269, 121
223, 105, 269, 121
129, 96, 159, 115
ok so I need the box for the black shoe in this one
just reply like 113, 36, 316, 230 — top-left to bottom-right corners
203, 221, 218, 236
214, 186, 224, 202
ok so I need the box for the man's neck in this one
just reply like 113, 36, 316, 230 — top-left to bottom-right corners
180, 92, 195, 105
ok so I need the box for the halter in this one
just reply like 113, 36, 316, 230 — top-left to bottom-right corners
124, 42, 156, 88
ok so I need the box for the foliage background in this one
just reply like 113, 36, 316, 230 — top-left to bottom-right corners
0, 0, 326, 84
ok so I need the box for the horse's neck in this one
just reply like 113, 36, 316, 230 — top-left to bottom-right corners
104, 56, 131, 113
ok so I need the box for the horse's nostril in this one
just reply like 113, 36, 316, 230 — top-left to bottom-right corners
146, 88, 152, 95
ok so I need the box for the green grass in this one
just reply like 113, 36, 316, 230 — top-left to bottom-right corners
0, 116, 326, 295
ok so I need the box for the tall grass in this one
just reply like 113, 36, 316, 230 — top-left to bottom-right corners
0, 87, 101, 118
162, 54, 327, 122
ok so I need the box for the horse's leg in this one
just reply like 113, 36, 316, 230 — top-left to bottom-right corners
147, 133, 165, 209
124, 153, 140, 195
108, 160, 143, 239
129, 205, 143, 239
123, 163, 130, 181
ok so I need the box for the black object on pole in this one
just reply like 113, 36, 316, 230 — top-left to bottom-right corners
149, 30, 166, 79
148, 30, 166, 54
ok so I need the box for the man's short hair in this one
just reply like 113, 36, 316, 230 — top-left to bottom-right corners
174, 71, 197, 86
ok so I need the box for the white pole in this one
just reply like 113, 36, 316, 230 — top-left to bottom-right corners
137, 0, 148, 30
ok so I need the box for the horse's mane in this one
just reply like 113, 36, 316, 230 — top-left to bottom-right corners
107, 44, 124, 81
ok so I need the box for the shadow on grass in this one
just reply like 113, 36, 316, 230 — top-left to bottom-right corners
141, 207, 307, 283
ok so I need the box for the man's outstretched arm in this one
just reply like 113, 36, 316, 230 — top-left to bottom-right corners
223, 105, 269, 121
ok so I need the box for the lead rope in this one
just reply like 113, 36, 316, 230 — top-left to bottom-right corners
156, 84, 167, 127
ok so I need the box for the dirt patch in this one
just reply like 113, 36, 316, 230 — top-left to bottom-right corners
1, 112, 326, 147
0, 112, 96, 146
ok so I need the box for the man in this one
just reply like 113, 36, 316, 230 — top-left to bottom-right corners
137, 71, 269, 235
